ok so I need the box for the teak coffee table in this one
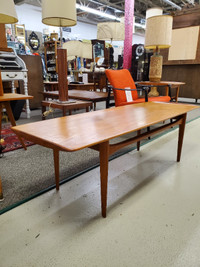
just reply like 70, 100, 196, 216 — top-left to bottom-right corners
12, 102, 198, 217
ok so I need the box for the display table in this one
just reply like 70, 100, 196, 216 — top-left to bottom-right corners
137, 81, 185, 102
42, 90, 113, 110
41, 99, 92, 119
43, 81, 95, 91
12, 102, 198, 217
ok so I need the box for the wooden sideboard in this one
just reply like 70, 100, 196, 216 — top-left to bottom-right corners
162, 64, 200, 100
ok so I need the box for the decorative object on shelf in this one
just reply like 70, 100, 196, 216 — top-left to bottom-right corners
28, 31, 40, 51
44, 40, 60, 80
145, 15, 173, 96
97, 22, 125, 68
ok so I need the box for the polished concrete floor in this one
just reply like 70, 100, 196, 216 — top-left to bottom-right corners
1, 111, 200, 267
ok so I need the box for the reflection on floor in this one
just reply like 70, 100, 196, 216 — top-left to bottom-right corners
1, 110, 200, 267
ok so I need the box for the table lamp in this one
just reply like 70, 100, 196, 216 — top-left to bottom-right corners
0, 0, 18, 96
42, 0, 77, 102
63, 40, 92, 71
144, 15, 173, 96
97, 22, 125, 68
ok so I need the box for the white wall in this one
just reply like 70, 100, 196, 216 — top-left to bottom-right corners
15, 3, 145, 44
15, 4, 97, 40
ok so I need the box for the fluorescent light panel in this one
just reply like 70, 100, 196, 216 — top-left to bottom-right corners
76, 3, 121, 21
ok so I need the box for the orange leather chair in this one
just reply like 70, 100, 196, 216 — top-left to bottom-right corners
105, 69, 171, 107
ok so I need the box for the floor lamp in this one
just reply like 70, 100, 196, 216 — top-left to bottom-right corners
42, 0, 77, 103
0, 0, 18, 96
97, 22, 125, 68
144, 15, 173, 96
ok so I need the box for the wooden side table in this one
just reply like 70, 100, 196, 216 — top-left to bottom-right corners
0, 93, 33, 149
41, 99, 92, 119
137, 81, 185, 102
43, 81, 59, 91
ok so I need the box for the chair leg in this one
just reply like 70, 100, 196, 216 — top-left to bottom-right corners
147, 126, 151, 140
137, 130, 140, 151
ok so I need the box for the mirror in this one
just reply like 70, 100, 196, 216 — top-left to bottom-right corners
15, 24, 26, 46
28, 31, 40, 51
94, 42, 104, 58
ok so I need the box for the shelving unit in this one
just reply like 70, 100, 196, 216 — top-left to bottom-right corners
44, 41, 60, 81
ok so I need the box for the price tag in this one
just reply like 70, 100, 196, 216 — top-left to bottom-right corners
125, 87, 133, 102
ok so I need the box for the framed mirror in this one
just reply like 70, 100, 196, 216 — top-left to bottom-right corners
28, 31, 40, 51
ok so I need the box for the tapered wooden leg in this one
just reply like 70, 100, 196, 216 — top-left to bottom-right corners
0, 176, 3, 201
137, 130, 140, 151
99, 141, 109, 218
177, 113, 187, 162
4, 102, 27, 150
53, 149, 60, 190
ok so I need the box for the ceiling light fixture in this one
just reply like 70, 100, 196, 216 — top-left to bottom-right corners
76, 3, 121, 21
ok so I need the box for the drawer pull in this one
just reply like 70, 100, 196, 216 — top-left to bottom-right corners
6, 74, 17, 78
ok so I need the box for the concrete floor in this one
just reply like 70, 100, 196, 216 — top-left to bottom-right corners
1, 111, 200, 267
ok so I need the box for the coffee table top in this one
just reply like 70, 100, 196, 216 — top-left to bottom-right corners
12, 102, 198, 152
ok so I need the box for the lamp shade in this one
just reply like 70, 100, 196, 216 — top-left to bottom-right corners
97, 22, 125, 41
0, 0, 18, 24
42, 0, 77, 27
63, 41, 92, 60
145, 15, 173, 49
146, 7, 163, 19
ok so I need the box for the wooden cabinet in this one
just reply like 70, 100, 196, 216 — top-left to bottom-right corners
19, 55, 44, 109
44, 41, 60, 81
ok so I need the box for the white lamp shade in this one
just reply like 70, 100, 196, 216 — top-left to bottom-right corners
97, 22, 125, 41
146, 7, 163, 19
63, 41, 92, 60
145, 15, 173, 49
42, 0, 77, 27
81, 42, 93, 59
0, 0, 18, 24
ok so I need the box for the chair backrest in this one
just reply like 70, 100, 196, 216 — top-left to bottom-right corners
105, 69, 139, 107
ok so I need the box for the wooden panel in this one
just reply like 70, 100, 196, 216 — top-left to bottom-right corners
172, 6, 200, 29
162, 65, 200, 99
19, 55, 43, 109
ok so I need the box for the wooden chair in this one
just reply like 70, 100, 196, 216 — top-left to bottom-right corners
105, 69, 171, 107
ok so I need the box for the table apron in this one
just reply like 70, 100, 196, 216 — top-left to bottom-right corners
90, 114, 185, 156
